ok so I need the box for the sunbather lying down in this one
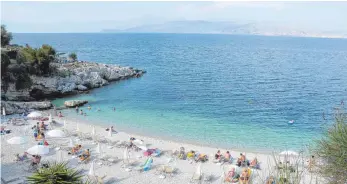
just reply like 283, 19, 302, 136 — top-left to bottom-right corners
195, 154, 208, 163
224, 167, 240, 183
69, 145, 82, 155
249, 158, 260, 169
79, 149, 90, 161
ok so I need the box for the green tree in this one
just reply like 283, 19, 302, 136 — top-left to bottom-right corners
1, 52, 10, 78
1, 25, 13, 46
22, 45, 38, 64
68, 52, 77, 62
315, 106, 347, 184
27, 162, 85, 184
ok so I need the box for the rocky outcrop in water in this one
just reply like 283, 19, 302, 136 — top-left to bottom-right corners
1, 62, 145, 101
1, 101, 52, 115
64, 100, 88, 107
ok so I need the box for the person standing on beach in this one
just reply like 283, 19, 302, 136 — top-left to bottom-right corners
80, 109, 83, 115
75, 106, 79, 113
53, 105, 57, 116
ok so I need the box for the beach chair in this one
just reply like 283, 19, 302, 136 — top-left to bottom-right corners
135, 157, 153, 172
190, 163, 202, 184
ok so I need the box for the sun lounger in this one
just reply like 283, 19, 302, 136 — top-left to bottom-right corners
137, 157, 153, 172
190, 163, 202, 184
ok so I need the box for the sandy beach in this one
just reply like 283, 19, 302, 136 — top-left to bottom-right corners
1, 111, 323, 184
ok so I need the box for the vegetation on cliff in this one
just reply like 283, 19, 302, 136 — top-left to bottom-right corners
1, 25, 72, 93
1, 25, 13, 46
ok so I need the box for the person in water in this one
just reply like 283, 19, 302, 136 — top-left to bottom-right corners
75, 106, 79, 113
88, 105, 91, 110
113, 107, 116, 111
80, 109, 83, 115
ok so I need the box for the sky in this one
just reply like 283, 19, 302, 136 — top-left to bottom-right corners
1, 1, 347, 33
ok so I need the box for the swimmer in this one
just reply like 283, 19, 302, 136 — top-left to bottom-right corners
80, 109, 83, 115
113, 107, 116, 111
88, 105, 91, 110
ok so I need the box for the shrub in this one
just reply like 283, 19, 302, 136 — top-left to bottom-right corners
1, 52, 10, 78
27, 162, 85, 184
68, 52, 77, 62
315, 106, 347, 184
1, 25, 13, 46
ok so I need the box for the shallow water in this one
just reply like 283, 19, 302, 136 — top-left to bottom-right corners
13, 33, 347, 152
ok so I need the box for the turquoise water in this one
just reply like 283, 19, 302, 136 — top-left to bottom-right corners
13, 33, 347, 152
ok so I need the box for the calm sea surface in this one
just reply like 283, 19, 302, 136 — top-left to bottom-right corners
13, 33, 347, 152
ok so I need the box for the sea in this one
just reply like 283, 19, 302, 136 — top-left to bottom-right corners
12, 33, 347, 153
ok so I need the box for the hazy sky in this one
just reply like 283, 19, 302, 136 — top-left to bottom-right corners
1, 1, 347, 33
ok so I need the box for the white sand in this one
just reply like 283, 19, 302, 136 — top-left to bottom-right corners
0, 113, 323, 184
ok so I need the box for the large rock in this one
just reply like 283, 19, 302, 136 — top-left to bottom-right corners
64, 100, 88, 107
0, 101, 52, 115
76, 84, 88, 91
1, 61, 145, 101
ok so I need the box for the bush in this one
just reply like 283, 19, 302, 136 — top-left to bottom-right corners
1, 25, 13, 46
1, 52, 10, 78
20, 44, 57, 75
27, 162, 85, 184
68, 52, 77, 62
315, 106, 347, 184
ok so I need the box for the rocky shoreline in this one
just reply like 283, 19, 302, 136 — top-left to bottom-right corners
1, 61, 145, 115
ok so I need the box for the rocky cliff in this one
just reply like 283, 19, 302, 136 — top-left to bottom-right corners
1, 61, 145, 114
2, 62, 145, 101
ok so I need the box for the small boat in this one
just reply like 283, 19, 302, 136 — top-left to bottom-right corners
288, 120, 294, 124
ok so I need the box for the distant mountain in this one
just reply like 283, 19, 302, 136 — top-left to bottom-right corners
101, 20, 346, 38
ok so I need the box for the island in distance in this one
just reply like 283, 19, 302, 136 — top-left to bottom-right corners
102, 20, 347, 39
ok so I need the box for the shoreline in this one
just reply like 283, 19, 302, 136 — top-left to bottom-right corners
54, 107, 310, 155
47, 108, 310, 156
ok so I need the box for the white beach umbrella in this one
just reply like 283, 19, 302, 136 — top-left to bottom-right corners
123, 147, 130, 161
133, 139, 143, 144
27, 145, 49, 155
88, 161, 95, 176
195, 162, 202, 177
96, 143, 101, 154
2, 107, 6, 116
279, 150, 299, 157
68, 138, 74, 147
76, 123, 80, 132
27, 111, 42, 118
92, 126, 96, 136
138, 145, 148, 151
108, 129, 112, 137
48, 114, 53, 123
56, 150, 63, 162
7, 136, 27, 145
47, 129, 66, 138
